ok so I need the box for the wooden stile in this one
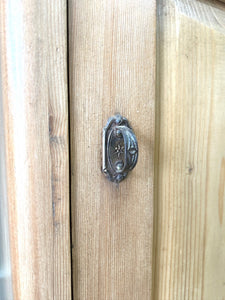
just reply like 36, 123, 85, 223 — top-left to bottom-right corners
0, 1, 71, 299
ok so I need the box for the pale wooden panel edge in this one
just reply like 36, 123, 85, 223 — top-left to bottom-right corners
0, 55, 13, 300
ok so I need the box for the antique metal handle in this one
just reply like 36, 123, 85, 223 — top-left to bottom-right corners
102, 114, 138, 183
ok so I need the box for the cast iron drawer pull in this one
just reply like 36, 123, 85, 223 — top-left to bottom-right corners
102, 114, 138, 183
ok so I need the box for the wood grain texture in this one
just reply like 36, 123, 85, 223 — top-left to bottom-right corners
69, 0, 156, 299
0, 1, 71, 299
153, 0, 225, 299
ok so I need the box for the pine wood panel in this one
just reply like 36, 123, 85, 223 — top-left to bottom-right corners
0, 1, 71, 299
153, 0, 225, 299
69, 0, 156, 299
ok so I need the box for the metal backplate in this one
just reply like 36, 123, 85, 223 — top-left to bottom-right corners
102, 114, 138, 183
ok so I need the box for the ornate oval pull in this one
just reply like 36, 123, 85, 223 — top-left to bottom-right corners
102, 114, 138, 183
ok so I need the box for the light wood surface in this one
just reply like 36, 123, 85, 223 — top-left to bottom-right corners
69, 0, 156, 299
153, 0, 225, 299
2, 0, 225, 299
0, 1, 71, 299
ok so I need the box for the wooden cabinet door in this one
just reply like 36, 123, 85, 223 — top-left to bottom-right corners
68, 1, 156, 299
1, 0, 225, 300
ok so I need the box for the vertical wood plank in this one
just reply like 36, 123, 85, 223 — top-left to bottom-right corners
154, 0, 225, 299
69, 0, 156, 299
0, 1, 71, 299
